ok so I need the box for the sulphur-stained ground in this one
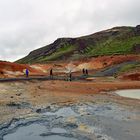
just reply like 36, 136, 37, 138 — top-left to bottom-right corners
0, 78, 140, 140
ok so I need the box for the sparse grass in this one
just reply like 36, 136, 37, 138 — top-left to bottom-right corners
86, 36, 140, 56
119, 63, 140, 73
37, 44, 76, 62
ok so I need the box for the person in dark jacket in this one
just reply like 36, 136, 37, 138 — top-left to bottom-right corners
82, 68, 85, 75
50, 69, 53, 79
85, 69, 88, 75
69, 72, 72, 81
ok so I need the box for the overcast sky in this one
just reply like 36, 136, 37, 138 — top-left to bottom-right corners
0, 0, 140, 61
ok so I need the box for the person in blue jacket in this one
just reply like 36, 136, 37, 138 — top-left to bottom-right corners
25, 69, 29, 77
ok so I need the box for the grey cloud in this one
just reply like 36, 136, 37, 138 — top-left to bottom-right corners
0, 0, 140, 61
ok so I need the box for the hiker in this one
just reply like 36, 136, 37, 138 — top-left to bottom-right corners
69, 71, 72, 81
50, 69, 53, 79
82, 68, 85, 75
25, 69, 29, 77
85, 69, 88, 75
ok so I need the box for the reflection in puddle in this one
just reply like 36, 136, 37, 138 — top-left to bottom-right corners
43, 107, 78, 117
51, 128, 67, 133
116, 89, 140, 99
44, 135, 77, 140
4, 124, 46, 140
2, 102, 140, 140
3, 124, 76, 140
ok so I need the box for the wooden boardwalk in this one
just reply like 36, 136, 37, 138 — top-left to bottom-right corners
0, 75, 87, 82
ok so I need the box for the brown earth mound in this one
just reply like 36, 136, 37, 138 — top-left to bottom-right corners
120, 73, 140, 81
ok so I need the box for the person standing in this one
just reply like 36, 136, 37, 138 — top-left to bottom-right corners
82, 68, 85, 75
85, 69, 88, 76
25, 69, 29, 77
50, 69, 53, 79
69, 72, 72, 81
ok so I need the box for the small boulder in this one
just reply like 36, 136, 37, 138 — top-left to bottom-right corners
132, 44, 140, 53
134, 25, 140, 35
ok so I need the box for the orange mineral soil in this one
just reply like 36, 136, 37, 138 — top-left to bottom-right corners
0, 54, 139, 78
0, 61, 44, 78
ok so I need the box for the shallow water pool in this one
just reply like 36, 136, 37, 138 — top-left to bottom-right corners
116, 89, 140, 99
43, 107, 78, 117
3, 124, 77, 140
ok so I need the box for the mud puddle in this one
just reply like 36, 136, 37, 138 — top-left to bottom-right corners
1, 103, 140, 140
3, 124, 46, 140
116, 89, 140, 99
43, 107, 78, 117
3, 123, 77, 140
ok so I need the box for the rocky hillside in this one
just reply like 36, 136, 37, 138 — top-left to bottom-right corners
17, 25, 140, 64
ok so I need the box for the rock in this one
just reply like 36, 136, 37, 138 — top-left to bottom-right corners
36, 106, 51, 113
132, 44, 140, 53
105, 107, 112, 110
36, 108, 42, 113
134, 25, 140, 35
16, 93, 22, 96
97, 135, 102, 138
7, 102, 20, 107
6, 102, 30, 109
64, 123, 78, 129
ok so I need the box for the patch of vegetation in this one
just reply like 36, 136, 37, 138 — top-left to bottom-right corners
119, 63, 140, 73
17, 56, 37, 64
16, 26, 140, 64
37, 44, 76, 62
86, 36, 140, 56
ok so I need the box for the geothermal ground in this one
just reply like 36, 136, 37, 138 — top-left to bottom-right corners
0, 78, 140, 140
0, 55, 140, 140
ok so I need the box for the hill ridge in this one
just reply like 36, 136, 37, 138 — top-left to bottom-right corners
17, 25, 140, 64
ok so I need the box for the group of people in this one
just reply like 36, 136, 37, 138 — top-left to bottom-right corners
49, 68, 89, 81
24, 68, 89, 81
82, 68, 88, 75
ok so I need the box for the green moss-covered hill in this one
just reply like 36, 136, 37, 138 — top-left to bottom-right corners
17, 25, 140, 64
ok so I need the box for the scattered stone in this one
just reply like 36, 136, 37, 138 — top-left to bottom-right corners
6, 102, 20, 107
64, 123, 78, 129
97, 135, 102, 138
6, 102, 30, 109
16, 93, 22, 96
36, 106, 51, 113
105, 107, 112, 110
132, 44, 140, 53
134, 25, 140, 35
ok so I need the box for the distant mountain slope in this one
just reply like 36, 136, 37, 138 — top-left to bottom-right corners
17, 25, 140, 64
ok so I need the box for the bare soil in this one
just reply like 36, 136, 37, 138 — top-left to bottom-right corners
0, 78, 140, 124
